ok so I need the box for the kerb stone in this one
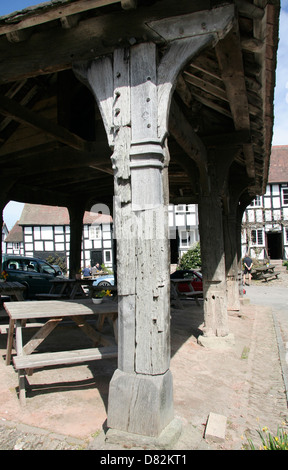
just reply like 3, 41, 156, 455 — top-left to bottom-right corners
204, 412, 227, 443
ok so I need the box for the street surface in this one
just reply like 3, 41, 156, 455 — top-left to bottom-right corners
247, 285, 288, 358
246, 278, 288, 404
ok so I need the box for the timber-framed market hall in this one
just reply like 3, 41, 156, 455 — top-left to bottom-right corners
0, 0, 280, 441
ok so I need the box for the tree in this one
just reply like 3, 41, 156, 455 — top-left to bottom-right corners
178, 242, 201, 270
45, 255, 67, 274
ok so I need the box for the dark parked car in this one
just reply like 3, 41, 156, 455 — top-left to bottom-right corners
2, 255, 63, 299
170, 269, 203, 292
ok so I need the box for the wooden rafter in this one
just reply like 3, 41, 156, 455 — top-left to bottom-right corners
0, 0, 280, 210
183, 71, 228, 102
0, 94, 92, 152
215, 26, 255, 179
0, 1, 121, 36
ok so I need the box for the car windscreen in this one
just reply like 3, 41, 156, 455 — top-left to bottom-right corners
38, 259, 56, 275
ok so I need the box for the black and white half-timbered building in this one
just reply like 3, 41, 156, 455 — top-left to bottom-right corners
1, 221, 9, 254
9, 203, 113, 270
0, 0, 280, 443
242, 146, 288, 260
4, 202, 199, 267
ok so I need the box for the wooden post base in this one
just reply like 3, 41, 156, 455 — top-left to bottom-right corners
107, 368, 174, 437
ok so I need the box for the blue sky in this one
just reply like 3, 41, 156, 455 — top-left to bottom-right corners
1, 1, 288, 228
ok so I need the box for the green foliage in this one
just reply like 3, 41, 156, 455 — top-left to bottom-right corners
92, 289, 112, 299
178, 242, 201, 270
244, 423, 288, 450
283, 260, 288, 270
101, 263, 113, 274
45, 255, 67, 274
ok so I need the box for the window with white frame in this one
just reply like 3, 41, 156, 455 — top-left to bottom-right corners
41, 226, 53, 240
175, 205, 187, 227
251, 228, 264, 246
104, 249, 112, 264
249, 195, 262, 207
89, 225, 101, 239
281, 186, 288, 206
179, 230, 192, 248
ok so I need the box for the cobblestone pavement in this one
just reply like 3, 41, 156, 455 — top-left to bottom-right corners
0, 420, 88, 450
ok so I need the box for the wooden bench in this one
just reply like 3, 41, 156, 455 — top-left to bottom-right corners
0, 281, 26, 301
179, 290, 203, 306
13, 346, 117, 403
34, 293, 67, 300
3, 299, 118, 404
0, 322, 45, 335
14, 346, 117, 370
262, 271, 280, 282
0, 317, 99, 335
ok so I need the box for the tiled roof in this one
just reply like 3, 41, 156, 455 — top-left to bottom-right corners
18, 204, 112, 226
4, 221, 23, 243
268, 146, 288, 183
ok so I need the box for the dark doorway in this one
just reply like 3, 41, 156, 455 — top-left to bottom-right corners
91, 250, 102, 266
170, 231, 180, 264
267, 232, 283, 259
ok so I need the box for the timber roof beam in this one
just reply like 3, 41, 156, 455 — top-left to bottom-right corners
0, 93, 94, 152
215, 24, 255, 179
0, 0, 280, 207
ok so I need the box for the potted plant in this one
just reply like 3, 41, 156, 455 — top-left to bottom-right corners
0, 270, 8, 283
92, 289, 112, 304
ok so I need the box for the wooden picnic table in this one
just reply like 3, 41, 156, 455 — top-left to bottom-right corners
170, 278, 203, 308
4, 298, 118, 404
35, 277, 96, 300
251, 264, 280, 281
0, 281, 26, 301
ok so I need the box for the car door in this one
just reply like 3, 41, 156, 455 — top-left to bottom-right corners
29, 259, 60, 296
18, 258, 49, 297
17, 258, 56, 298
37, 259, 59, 292
4, 258, 38, 298
190, 272, 202, 291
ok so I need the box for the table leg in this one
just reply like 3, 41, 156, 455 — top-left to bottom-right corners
170, 283, 184, 309
6, 318, 15, 365
23, 318, 62, 355
15, 320, 26, 405
71, 315, 113, 346
14, 291, 24, 301
70, 283, 86, 299
112, 314, 118, 345
69, 283, 79, 299
97, 315, 106, 331
18, 369, 26, 405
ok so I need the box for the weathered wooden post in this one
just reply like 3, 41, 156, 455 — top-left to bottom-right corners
198, 190, 229, 337
223, 211, 241, 312
198, 147, 240, 336
67, 201, 85, 278
224, 180, 254, 309
111, 43, 173, 437
222, 179, 248, 312
74, 3, 235, 440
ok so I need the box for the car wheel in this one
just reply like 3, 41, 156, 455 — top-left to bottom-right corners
98, 281, 112, 287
